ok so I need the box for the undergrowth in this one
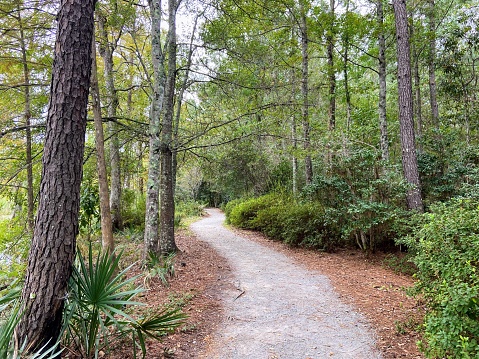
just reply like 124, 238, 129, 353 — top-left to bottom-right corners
400, 198, 479, 358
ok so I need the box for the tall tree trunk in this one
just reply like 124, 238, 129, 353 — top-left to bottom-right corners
342, 0, 352, 157
413, 50, 423, 150
98, 15, 122, 231
299, 0, 312, 185
428, 0, 439, 129
378, 0, 389, 162
159, 0, 178, 254
144, 0, 166, 256
18, 6, 34, 231
288, 21, 299, 195
410, 22, 423, 150
91, 35, 115, 255
393, 0, 424, 212
343, 35, 351, 132
16, 0, 95, 352
291, 115, 298, 195
327, 0, 336, 131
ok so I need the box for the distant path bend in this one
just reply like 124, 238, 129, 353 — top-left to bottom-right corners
190, 208, 383, 359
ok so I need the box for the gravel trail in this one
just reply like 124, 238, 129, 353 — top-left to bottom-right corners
190, 208, 383, 359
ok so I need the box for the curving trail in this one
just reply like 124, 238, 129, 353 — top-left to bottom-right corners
190, 208, 383, 359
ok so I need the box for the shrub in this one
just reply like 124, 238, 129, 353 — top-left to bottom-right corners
402, 198, 479, 358
223, 198, 244, 222
227, 194, 283, 229
302, 149, 408, 250
274, 202, 337, 250
226, 195, 340, 251
176, 201, 205, 220
1, 245, 186, 359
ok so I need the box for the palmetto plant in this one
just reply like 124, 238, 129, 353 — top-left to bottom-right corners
145, 251, 176, 287
63, 245, 185, 359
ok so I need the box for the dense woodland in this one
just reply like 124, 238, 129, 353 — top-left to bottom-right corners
1, 0, 479, 357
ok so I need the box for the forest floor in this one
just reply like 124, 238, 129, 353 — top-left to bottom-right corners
113, 210, 425, 359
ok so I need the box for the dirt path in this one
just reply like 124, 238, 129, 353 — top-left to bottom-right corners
190, 208, 383, 359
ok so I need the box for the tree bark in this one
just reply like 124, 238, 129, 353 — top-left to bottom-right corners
413, 44, 423, 150
409, 18, 423, 150
159, 0, 178, 254
144, 0, 166, 257
428, 0, 439, 129
98, 15, 122, 231
299, 0, 312, 185
377, 0, 389, 162
91, 35, 115, 255
393, 0, 424, 212
15, 0, 95, 353
327, 0, 336, 132
343, 1, 351, 132
291, 115, 298, 195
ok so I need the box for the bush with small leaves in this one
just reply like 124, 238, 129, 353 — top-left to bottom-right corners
401, 198, 479, 358
227, 194, 284, 229
226, 194, 340, 251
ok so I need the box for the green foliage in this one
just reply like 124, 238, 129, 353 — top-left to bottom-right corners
0, 284, 61, 359
225, 194, 340, 250
121, 189, 146, 230
0, 219, 28, 287
64, 245, 185, 359
0, 300, 20, 359
79, 181, 100, 237
227, 193, 284, 229
223, 198, 244, 222
304, 148, 409, 250
418, 145, 479, 206
0, 197, 12, 220
175, 201, 205, 228
401, 198, 479, 358
0, 283, 21, 358
225, 148, 412, 251
129, 308, 186, 357
254, 201, 339, 250
175, 201, 205, 218
145, 252, 176, 286
65, 246, 143, 358
382, 253, 417, 276
199, 138, 278, 201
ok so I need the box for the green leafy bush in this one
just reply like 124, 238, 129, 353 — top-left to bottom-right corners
226, 194, 340, 250
303, 148, 408, 250
257, 202, 338, 250
175, 200, 205, 227
227, 194, 284, 229
402, 198, 479, 358
223, 198, 244, 222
